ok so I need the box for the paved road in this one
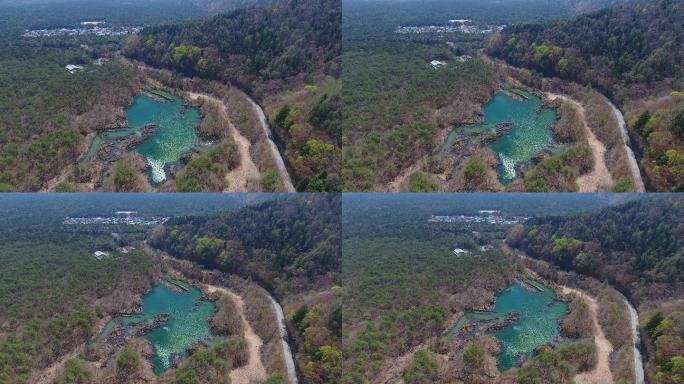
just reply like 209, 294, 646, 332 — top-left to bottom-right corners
601, 95, 646, 192
247, 97, 296, 192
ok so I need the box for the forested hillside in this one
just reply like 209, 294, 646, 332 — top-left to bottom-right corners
193, 0, 279, 14
341, 0, 645, 192
508, 195, 684, 384
627, 94, 684, 191
342, 193, 618, 383
508, 196, 684, 301
124, 0, 341, 191
343, 235, 514, 383
342, 41, 500, 191
561, 0, 644, 13
149, 194, 341, 295
0, 194, 340, 384
124, 0, 339, 90
489, 0, 684, 101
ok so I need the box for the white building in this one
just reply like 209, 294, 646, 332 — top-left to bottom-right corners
81, 21, 106, 26
65, 64, 83, 74
115, 211, 138, 217
453, 248, 469, 255
93, 251, 110, 260
478, 210, 501, 215
430, 60, 447, 69
449, 19, 473, 25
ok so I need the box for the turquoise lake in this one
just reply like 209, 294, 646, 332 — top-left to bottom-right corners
95, 279, 216, 374
82, 90, 201, 187
452, 279, 568, 371
442, 88, 557, 183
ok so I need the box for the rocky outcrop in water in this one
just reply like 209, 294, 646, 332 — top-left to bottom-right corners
488, 312, 522, 332
95, 124, 158, 165
103, 313, 171, 353
447, 122, 514, 160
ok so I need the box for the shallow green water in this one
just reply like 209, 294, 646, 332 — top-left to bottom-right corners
81, 91, 200, 187
442, 89, 557, 183
128, 94, 200, 186
96, 279, 216, 374
453, 279, 568, 371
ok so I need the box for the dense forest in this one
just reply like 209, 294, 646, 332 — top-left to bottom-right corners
150, 194, 340, 295
489, 0, 684, 101
508, 196, 683, 302
342, 215, 515, 382
123, 0, 341, 191
0, 42, 141, 192
508, 195, 684, 383
0, 0, 340, 192
124, 0, 339, 91
627, 95, 684, 191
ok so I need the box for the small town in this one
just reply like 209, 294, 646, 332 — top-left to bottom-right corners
63, 212, 169, 226
428, 211, 530, 225
23, 22, 142, 38
395, 19, 507, 35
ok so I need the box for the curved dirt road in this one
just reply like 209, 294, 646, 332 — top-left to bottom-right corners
561, 286, 614, 384
204, 284, 268, 384
546, 93, 614, 192
384, 157, 425, 192
31, 346, 83, 384
186, 92, 261, 192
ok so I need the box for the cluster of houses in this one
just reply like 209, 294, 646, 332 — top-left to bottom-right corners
447, 19, 507, 34
63, 212, 169, 226
428, 210, 530, 226
23, 22, 142, 38
395, 19, 506, 35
